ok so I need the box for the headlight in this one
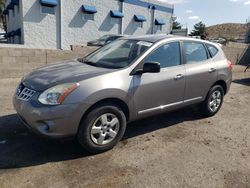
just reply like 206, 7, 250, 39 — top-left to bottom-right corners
38, 83, 80, 105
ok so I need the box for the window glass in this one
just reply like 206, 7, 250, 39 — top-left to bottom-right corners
83, 14, 94, 21
41, 6, 55, 14
143, 42, 181, 68
206, 44, 219, 57
184, 42, 208, 64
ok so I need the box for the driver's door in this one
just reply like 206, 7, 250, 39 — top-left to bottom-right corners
132, 42, 186, 118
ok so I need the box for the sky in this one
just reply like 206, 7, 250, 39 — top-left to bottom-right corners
158, 0, 250, 32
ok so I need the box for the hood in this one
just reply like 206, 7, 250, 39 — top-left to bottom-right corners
22, 60, 113, 91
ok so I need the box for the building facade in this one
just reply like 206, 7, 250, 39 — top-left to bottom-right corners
4, 0, 174, 50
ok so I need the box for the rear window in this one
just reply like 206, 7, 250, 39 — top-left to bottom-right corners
206, 44, 219, 57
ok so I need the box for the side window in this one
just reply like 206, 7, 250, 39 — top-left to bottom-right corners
206, 44, 219, 58
184, 42, 208, 64
143, 42, 181, 68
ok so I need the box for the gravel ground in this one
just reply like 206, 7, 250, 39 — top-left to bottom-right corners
0, 65, 249, 188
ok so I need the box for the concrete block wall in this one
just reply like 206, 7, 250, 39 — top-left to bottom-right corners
222, 42, 250, 65
0, 46, 97, 79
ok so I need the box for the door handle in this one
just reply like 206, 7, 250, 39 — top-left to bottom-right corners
209, 68, 217, 73
174, 74, 184, 80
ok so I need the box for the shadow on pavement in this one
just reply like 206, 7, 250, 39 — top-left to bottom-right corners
0, 106, 203, 169
233, 78, 250, 86
0, 114, 89, 169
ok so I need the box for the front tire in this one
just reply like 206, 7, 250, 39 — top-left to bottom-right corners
200, 85, 224, 117
77, 104, 126, 154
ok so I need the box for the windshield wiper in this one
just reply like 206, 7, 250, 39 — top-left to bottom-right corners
83, 60, 100, 67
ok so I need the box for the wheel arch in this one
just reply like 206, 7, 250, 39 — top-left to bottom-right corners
81, 98, 130, 123
212, 80, 227, 94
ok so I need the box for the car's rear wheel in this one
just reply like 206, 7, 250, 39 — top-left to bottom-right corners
77, 104, 126, 153
200, 85, 224, 117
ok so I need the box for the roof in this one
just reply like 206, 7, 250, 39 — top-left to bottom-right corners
121, 35, 221, 47
122, 34, 179, 43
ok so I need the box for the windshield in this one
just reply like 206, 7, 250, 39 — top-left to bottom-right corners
84, 39, 152, 69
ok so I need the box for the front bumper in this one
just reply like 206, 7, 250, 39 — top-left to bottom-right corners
13, 93, 87, 139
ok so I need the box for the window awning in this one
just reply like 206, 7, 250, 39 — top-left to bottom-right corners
110, 10, 124, 18
11, 0, 19, 6
40, 0, 58, 7
155, 18, 166, 25
134, 15, 146, 22
82, 5, 97, 14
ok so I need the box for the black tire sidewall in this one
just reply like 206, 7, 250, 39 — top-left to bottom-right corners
204, 85, 224, 116
77, 104, 126, 153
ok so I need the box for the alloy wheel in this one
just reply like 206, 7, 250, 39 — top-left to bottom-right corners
209, 90, 222, 112
90, 113, 120, 145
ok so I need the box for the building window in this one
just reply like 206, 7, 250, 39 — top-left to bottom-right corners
110, 17, 120, 25
135, 21, 143, 28
41, 6, 55, 14
40, 0, 58, 14
157, 25, 163, 31
82, 14, 95, 21
13, 8, 15, 17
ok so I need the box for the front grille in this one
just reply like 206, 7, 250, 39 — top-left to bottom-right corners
16, 84, 36, 101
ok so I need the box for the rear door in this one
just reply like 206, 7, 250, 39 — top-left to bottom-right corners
183, 41, 218, 104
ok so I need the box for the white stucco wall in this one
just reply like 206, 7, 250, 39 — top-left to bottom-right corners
61, 0, 173, 49
149, 0, 173, 34
5, 0, 173, 49
61, 0, 122, 49
153, 9, 172, 34
123, 2, 151, 36
123, 0, 173, 36
21, 0, 60, 49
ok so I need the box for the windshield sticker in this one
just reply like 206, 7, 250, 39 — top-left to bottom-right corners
137, 41, 153, 47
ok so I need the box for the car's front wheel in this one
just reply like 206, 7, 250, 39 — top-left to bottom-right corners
200, 85, 224, 117
77, 104, 126, 153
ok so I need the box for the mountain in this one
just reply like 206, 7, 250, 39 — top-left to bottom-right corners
206, 23, 250, 42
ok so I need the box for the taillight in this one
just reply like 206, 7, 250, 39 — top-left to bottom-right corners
227, 60, 233, 71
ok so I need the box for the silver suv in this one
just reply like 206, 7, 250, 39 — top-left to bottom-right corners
13, 35, 232, 153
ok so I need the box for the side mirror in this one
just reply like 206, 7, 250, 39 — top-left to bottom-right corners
143, 62, 161, 73
130, 61, 160, 75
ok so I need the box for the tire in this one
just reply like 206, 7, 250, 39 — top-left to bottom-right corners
200, 85, 224, 117
77, 104, 127, 154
